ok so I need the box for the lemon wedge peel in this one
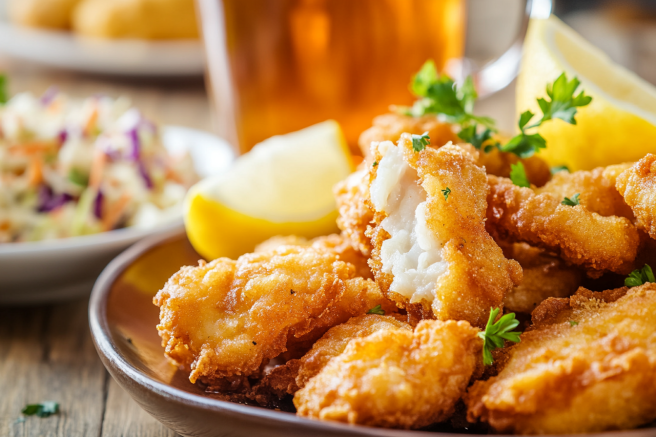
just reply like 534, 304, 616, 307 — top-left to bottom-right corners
184, 120, 352, 260
518, 16, 656, 171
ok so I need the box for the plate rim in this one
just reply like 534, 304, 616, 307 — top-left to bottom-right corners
88, 230, 656, 437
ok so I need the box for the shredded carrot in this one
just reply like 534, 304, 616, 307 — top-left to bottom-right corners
8, 141, 55, 156
85, 106, 98, 136
165, 166, 184, 184
102, 193, 131, 231
88, 150, 106, 189
26, 157, 43, 186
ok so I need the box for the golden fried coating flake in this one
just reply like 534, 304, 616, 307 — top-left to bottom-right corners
487, 175, 640, 277
617, 154, 656, 239
358, 113, 458, 159
154, 246, 396, 386
501, 242, 582, 314
255, 233, 372, 279
536, 163, 634, 218
367, 136, 521, 327
358, 113, 550, 186
466, 284, 656, 435
295, 320, 482, 429
333, 169, 374, 257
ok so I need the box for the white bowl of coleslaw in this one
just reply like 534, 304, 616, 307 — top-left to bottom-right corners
0, 90, 233, 304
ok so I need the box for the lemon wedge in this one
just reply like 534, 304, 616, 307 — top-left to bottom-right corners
517, 15, 656, 171
185, 120, 354, 260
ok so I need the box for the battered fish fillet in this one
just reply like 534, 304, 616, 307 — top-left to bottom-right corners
501, 242, 582, 314
254, 234, 372, 279
367, 136, 522, 327
153, 246, 396, 387
536, 163, 634, 218
617, 154, 656, 239
333, 169, 374, 257
295, 320, 482, 429
358, 113, 551, 186
486, 175, 640, 277
466, 284, 656, 435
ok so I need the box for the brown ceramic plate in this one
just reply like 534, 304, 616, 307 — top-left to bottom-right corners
89, 230, 656, 437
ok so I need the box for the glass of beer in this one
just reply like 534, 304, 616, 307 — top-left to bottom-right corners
196, 0, 551, 155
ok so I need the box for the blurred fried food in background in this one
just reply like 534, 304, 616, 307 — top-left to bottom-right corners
9, 0, 198, 40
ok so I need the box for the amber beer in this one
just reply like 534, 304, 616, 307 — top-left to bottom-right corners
200, 0, 465, 154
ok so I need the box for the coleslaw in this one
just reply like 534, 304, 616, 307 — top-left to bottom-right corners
0, 88, 198, 243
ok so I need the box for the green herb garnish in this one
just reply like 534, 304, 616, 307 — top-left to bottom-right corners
550, 165, 570, 174
367, 304, 385, 315
561, 193, 581, 206
22, 402, 59, 418
442, 187, 451, 201
625, 264, 655, 287
457, 125, 498, 151
372, 161, 378, 167
0, 74, 7, 105
501, 73, 591, 158
509, 162, 530, 188
569, 320, 579, 326
411, 132, 430, 152
478, 308, 522, 366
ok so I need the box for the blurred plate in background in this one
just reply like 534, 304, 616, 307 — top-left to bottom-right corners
0, 0, 205, 76
0, 126, 233, 305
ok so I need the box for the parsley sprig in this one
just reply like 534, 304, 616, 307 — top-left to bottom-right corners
551, 165, 570, 175
411, 132, 431, 152
561, 193, 581, 206
501, 73, 592, 158
625, 264, 655, 287
22, 402, 59, 418
367, 304, 385, 315
509, 162, 530, 188
442, 187, 451, 201
478, 308, 522, 366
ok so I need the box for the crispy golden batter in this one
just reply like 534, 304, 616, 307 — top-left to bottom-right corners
617, 154, 656, 239
295, 320, 482, 429
487, 175, 640, 277
333, 169, 374, 257
154, 246, 396, 386
367, 137, 521, 327
501, 242, 582, 314
255, 234, 372, 279
536, 164, 634, 218
358, 113, 550, 186
466, 284, 656, 434
358, 113, 458, 159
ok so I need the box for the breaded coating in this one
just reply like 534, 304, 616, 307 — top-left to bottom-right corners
466, 284, 656, 434
333, 169, 374, 257
487, 175, 640, 277
501, 242, 582, 314
617, 154, 656, 239
153, 246, 396, 387
367, 136, 521, 327
358, 113, 458, 159
295, 320, 482, 429
358, 113, 550, 186
295, 314, 411, 389
536, 163, 634, 218
255, 233, 372, 279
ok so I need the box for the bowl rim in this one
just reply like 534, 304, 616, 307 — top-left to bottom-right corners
88, 230, 656, 437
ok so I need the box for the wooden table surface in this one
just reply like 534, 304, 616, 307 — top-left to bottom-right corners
0, 56, 516, 437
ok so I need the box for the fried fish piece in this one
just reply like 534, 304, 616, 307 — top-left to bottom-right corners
333, 169, 374, 257
358, 113, 550, 186
501, 242, 582, 314
8, 0, 81, 29
295, 320, 482, 429
154, 246, 396, 387
487, 175, 640, 277
536, 163, 634, 218
255, 233, 372, 279
466, 284, 656, 435
617, 154, 656, 239
366, 136, 521, 327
